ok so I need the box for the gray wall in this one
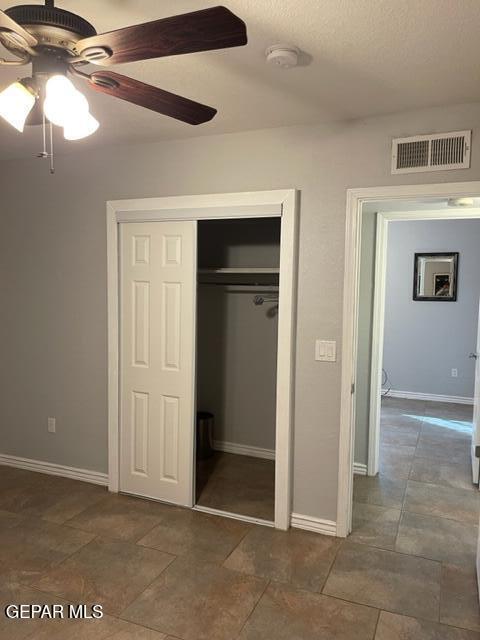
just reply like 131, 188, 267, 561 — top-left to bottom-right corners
2, 101, 480, 521
383, 219, 480, 398
197, 289, 278, 451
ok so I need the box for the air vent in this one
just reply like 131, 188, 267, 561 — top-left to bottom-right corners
391, 130, 471, 174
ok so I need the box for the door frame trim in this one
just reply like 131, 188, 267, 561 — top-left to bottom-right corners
338, 181, 480, 538
107, 189, 298, 530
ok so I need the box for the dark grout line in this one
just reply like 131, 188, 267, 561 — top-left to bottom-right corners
371, 608, 381, 639
221, 522, 254, 567
235, 578, 270, 637
115, 551, 178, 624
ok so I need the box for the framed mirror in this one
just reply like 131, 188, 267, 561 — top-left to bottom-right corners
413, 252, 459, 301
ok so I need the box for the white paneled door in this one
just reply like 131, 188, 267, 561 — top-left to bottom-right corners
119, 221, 197, 506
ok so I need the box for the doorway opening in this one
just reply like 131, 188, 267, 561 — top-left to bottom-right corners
353, 211, 480, 552
338, 183, 480, 540
337, 183, 480, 536
195, 218, 280, 524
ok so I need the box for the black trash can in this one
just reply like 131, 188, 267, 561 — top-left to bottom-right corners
197, 411, 214, 460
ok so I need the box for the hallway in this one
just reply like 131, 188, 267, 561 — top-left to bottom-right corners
353, 396, 480, 633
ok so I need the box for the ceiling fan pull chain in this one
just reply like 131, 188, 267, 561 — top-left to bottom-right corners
49, 119, 54, 174
36, 111, 48, 160
36, 112, 54, 174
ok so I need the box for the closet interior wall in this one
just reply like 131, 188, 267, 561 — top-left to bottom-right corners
196, 218, 281, 456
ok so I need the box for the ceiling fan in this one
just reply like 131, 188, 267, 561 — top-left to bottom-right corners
0, 1, 248, 141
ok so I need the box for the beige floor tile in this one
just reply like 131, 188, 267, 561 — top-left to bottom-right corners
416, 430, 471, 465
32, 537, 174, 615
353, 475, 407, 509
323, 542, 441, 621
375, 610, 479, 639
0, 466, 53, 512
19, 614, 168, 640
421, 421, 472, 440
196, 452, 275, 521
223, 526, 341, 592
122, 555, 267, 640
410, 457, 475, 492
196, 476, 275, 520
381, 425, 421, 447
349, 502, 401, 550
441, 563, 480, 633
238, 582, 378, 640
423, 402, 473, 420
138, 506, 250, 561
396, 511, 477, 566
66, 493, 169, 542
0, 575, 68, 640
380, 445, 415, 479
404, 480, 480, 524
0, 517, 94, 582
11, 475, 107, 524
0, 508, 24, 529
381, 397, 427, 413
381, 412, 424, 429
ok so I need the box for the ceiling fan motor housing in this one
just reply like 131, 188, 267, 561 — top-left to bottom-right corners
2, 4, 96, 56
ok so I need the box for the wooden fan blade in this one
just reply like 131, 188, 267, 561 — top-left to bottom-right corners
76, 6, 247, 66
0, 9, 37, 48
88, 71, 217, 125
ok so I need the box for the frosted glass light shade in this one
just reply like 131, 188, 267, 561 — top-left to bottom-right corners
63, 111, 99, 140
0, 81, 35, 132
44, 75, 89, 127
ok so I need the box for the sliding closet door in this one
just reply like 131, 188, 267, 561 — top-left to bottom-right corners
119, 221, 197, 506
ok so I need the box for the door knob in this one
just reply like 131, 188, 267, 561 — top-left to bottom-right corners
469, 352, 478, 359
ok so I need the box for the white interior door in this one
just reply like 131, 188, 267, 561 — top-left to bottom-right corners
471, 298, 480, 485
120, 221, 197, 506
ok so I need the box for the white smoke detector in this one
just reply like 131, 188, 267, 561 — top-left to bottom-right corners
265, 45, 299, 68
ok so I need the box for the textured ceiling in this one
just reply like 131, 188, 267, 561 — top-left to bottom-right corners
1, 0, 480, 159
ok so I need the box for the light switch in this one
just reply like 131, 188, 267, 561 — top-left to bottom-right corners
48, 417, 56, 433
315, 340, 336, 362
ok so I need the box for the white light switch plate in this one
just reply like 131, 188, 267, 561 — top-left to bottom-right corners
48, 417, 56, 433
315, 340, 337, 362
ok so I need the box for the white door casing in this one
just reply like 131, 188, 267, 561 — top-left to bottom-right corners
338, 182, 480, 539
107, 190, 298, 531
119, 221, 197, 506
471, 298, 480, 485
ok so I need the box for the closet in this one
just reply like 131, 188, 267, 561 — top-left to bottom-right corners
115, 200, 293, 528
195, 218, 280, 522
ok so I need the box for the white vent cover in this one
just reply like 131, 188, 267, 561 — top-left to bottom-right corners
391, 130, 471, 174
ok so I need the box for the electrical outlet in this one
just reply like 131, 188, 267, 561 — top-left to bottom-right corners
48, 417, 56, 433
451, 368, 458, 378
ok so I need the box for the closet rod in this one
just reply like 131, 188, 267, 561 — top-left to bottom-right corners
198, 282, 279, 288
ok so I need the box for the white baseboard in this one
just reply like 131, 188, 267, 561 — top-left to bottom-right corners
382, 389, 473, 406
354, 462, 367, 475
291, 513, 337, 537
212, 440, 275, 460
0, 453, 108, 486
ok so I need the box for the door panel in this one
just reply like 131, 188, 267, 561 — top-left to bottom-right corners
120, 221, 196, 506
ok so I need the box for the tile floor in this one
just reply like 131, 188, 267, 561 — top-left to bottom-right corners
0, 397, 479, 639
196, 451, 275, 521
